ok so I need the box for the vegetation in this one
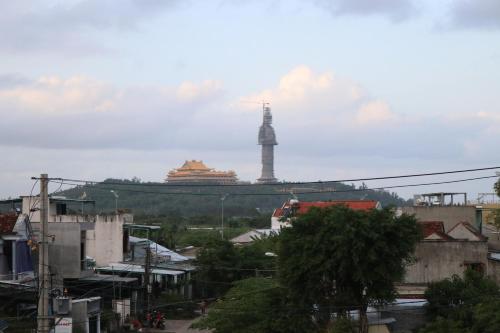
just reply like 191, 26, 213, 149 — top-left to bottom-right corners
420, 270, 500, 333
54, 178, 410, 218
487, 208, 500, 239
278, 205, 421, 333
194, 236, 278, 298
192, 277, 288, 333
192, 205, 420, 333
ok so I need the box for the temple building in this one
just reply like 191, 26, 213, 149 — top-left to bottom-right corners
165, 160, 238, 184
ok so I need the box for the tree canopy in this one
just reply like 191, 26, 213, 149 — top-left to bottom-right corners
194, 236, 278, 298
192, 277, 290, 333
278, 205, 421, 333
420, 270, 500, 333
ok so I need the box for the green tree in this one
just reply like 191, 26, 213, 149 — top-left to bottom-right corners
419, 317, 470, 333
192, 277, 293, 333
195, 239, 241, 297
278, 206, 420, 333
421, 270, 500, 332
495, 178, 500, 197
194, 235, 279, 297
470, 299, 500, 333
330, 317, 357, 333
487, 209, 500, 239
160, 222, 180, 249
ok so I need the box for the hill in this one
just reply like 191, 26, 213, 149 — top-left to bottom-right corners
56, 178, 411, 220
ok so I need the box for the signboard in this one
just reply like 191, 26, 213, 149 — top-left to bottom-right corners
54, 317, 72, 333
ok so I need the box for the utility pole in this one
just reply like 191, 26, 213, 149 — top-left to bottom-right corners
37, 174, 50, 333
144, 244, 151, 328
221, 194, 227, 240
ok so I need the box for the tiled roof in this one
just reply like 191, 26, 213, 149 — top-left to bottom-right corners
273, 200, 380, 218
419, 221, 445, 238
295, 200, 380, 215
0, 213, 17, 234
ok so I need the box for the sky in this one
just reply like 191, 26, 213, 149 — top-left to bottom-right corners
1, 0, 500, 200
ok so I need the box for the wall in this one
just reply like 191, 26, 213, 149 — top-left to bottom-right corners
405, 241, 488, 284
47, 223, 83, 279
86, 215, 125, 267
488, 259, 500, 285
402, 206, 478, 232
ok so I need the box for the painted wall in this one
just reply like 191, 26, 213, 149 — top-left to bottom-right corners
86, 215, 125, 267
402, 206, 478, 231
47, 223, 83, 279
405, 241, 488, 284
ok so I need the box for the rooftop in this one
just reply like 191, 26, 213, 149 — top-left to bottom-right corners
273, 199, 381, 218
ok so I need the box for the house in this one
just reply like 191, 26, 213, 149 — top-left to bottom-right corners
0, 213, 34, 282
0, 196, 135, 292
271, 199, 381, 229
405, 220, 488, 284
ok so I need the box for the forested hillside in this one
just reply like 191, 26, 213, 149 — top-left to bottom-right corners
56, 178, 411, 218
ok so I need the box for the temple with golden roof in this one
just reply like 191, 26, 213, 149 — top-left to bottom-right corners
165, 160, 238, 184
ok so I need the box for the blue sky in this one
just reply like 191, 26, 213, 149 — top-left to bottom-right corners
1, 0, 500, 200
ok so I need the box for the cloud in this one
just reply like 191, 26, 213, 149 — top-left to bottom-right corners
237, 66, 500, 164
239, 65, 396, 128
0, 0, 181, 54
0, 74, 224, 149
356, 100, 397, 124
447, 0, 500, 30
1, 66, 498, 179
312, 0, 418, 21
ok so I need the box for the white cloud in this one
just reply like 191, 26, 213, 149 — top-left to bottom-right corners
356, 100, 397, 125
239, 65, 396, 129
0, 74, 225, 149
0, 76, 116, 114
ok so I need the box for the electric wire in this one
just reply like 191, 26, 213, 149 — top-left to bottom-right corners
35, 165, 500, 187
48, 175, 498, 197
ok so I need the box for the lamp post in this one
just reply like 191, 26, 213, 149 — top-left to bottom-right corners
221, 194, 228, 239
110, 190, 119, 214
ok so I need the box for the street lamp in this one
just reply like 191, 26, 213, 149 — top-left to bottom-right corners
110, 190, 119, 214
221, 194, 228, 239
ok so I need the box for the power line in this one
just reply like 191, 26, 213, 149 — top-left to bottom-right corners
33, 165, 500, 187
48, 175, 497, 197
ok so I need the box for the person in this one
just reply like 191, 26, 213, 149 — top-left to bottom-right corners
145, 312, 152, 328
200, 299, 207, 315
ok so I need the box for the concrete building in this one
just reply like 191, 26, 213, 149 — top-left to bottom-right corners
257, 104, 278, 183
0, 196, 132, 280
404, 220, 489, 284
165, 160, 238, 184
401, 205, 482, 233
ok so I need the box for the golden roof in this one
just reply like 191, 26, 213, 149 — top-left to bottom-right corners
166, 160, 238, 183
177, 160, 211, 172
